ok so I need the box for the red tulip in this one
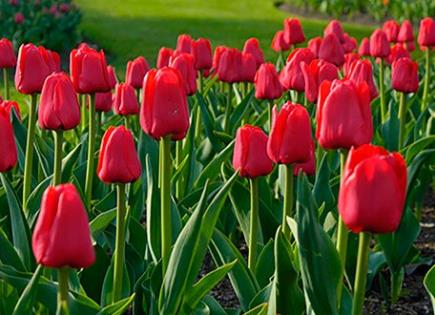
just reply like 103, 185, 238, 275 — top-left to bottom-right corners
392, 57, 419, 94
157, 47, 174, 69
38, 72, 80, 130
383, 20, 400, 43
192, 38, 212, 70
293, 140, 316, 176
176, 34, 193, 54
254, 63, 283, 100
343, 53, 360, 76
241, 52, 257, 83
113, 83, 140, 116
0, 100, 20, 120
338, 144, 407, 234
370, 29, 390, 58
141, 67, 189, 141
418, 17, 435, 49
107, 65, 118, 89
398, 20, 414, 43
342, 33, 357, 53
283, 18, 305, 45
346, 59, 378, 101
0, 104, 17, 172
169, 53, 197, 95
316, 79, 373, 150
280, 48, 315, 92
70, 44, 111, 94
405, 41, 415, 52
267, 102, 312, 164
271, 30, 290, 52
97, 126, 141, 183
319, 34, 345, 66
42, 48, 61, 73
233, 125, 274, 178
32, 183, 95, 268
15, 44, 51, 94
358, 38, 370, 56
243, 38, 264, 68
212, 46, 228, 74
14, 12, 24, 24
95, 92, 112, 112
217, 48, 243, 83
125, 56, 150, 89
301, 59, 338, 103
308, 36, 322, 58
324, 20, 345, 43
387, 43, 410, 64
0, 38, 16, 68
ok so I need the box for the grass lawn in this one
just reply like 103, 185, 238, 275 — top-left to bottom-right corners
75, 0, 375, 75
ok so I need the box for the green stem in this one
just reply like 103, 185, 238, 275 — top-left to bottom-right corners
248, 178, 259, 271
422, 49, 430, 111
398, 92, 406, 150
113, 183, 126, 303
3, 68, 9, 99
175, 140, 182, 199
379, 59, 386, 123
282, 164, 294, 237
352, 232, 371, 315
223, 83, 233, 132
124, 116, 130, 130
53, 130, 63, 186
85, 94, 96, 210
136, 88, 141, 105
81, 95, 87, 132
194, 71, 203, 140
22, 94, 38, 214
268, 100, 274, 132
336, 150, 349, 308
161, 137, 172, 275
56, 268, 70, 315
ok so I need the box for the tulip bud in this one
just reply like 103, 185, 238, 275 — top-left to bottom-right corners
319, 34, 345, 66
358, 38, 370, 56
418, 17, 435, 49
14, 12, 24, 24
243, 38, 264, 68
343, 53, 360, 76
176, 34, 193, 54
97, 126, 141, 183
370, 29, 390, 58
346, 59, 378, 100
38, 72, 80, 130
212, 46, 228, 75
42, 48, 61, 73
169, 53, 197, 95
157, 47, 174, 69
280, 48, 315, 92
0, 104, 18, 172
217, 48, 243, 83
141, 67, 189, 141
308, 36, 322, 58
283, 18, 305, 45
293, 140, 316, 176
271, 30, 290, 52
387, 43, 410, 64
254, 63, 283, 100
192, 38, 212, 70
0, 38, 16, 68
338, 144, 407, 234
383, 20, 400, 43
95, 92, 113, 112
233, 125, 273, 178
32, 184, 95, 268
107, 65, 118, 89
324, 20, 345, 43
125, 56, 150, 89
392, 57, 419, 94
241, 52, 257, 83
0, 100, 20, 120
316, 79, 373, 150
70, 44, 111, 94
342, 33, 357, 53
267, 102, 313, 164
15, 43, 51, 94
113, 83, 140, 116
398, 20, 414, 43
301, 59, 338, 103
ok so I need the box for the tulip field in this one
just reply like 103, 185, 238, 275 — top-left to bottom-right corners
0, 1, 434, 315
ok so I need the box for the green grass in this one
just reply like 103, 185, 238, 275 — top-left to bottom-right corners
75, 0, 374, 76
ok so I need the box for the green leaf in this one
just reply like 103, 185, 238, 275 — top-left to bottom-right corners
90, 208, 116, 239
242, 303, 268, 315
0, 229, 26, 271
12, 265, 43, 315
145, 155, 161, 263
62, 141, 83, 182
403, 135, 435, 162
255, 240, 274, 289
96, 294, 135, 315
313, 152, 335, 213
406, 149, 435, 197
423, 264, 435, 310
101, 261, 131, 306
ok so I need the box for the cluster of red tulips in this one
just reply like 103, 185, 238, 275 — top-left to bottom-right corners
0, 14, 433, 315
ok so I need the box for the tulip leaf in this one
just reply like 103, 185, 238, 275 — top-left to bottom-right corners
254, 239, 274, 289
96, 293, 135, 315
101, 261, 131, 306
61, 140, 83, 182
406, 149, 435, 196
0, 229, 26, 271
313, 152, 335, 215
229, 90, 254, 135
90, 208, 117, 240
12, 264, 43, 315
242, 303, 268, 315
424, 264, 435, 310
26, 176, 52, 226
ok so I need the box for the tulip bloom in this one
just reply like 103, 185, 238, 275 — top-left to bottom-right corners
141, 67, 189, 141
243, 38, 264, 68
212, 46, 228, 74
387, 44, 410, 65
301, 59, 338, 103
271, 30, 290, 52
157, 47, 174, 69
346, 59, 378, 101
316, 80, 373, 150
113, 83, 140, 116
95, 92, 113, 112
308, 36, 322, 58
283, 18, 305, 46
107, 65, 118, 89
0, 100, 20, 119
217, 48, 243, 83
358, 38, 370, 56
254, 63, 283, 100
192, 38, 212, 70
169, 53, 197, 95
324, 20, 345, 43
70, 44, 111, 94
370, 29, 390, 58
319, 34, 345, 66
280, 48, 315, 92
0, 104, 18, 172
43, 49, 61, 73
398, 20, 414, 43
38, 72, 80, 130
125, 56, 150, 89
343, 53, 360, 76
241, 52, 257, 83
176, 34, 193, 53
0, 38, 16, 68
418, 17, 435, 48
293, 140, 315, 176
342, 33, 357, 53
383, 20, 400, 43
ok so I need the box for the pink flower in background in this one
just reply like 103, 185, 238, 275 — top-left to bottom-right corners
14, 12, 25, 24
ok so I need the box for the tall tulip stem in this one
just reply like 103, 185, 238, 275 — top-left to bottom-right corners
282, 164, 294, 237
3, 68, 9, 99
224, 83, 233, 132
248, 178, 259, 271
336, 150, 349, 308
124, 116, 130, 130
352, 232, 371, 315
85, 94, 96, 210
160, 136, 172, 275
195, 71, 203, 139
22, 94, 38, 213
53, 130, 63, 186
56, 267, 70, 315
379, 59, 386, 122
113, 183, 126, 303
398, 92, 406, 149
422, 49, 431, 110
268, 100, 274, 132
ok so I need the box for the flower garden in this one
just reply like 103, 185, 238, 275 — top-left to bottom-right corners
0, 0, 434, 314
